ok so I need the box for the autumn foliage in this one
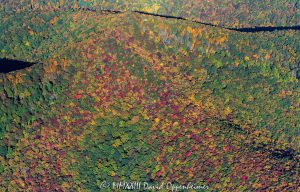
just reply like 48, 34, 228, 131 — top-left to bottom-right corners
0, 7, 299, 192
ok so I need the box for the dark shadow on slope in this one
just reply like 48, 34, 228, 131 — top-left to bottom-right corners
253, 145, 298, 160
133, 10, 187, 21
2, 6, 300, 32
8, 7, 298, 33
0, 58, 36, 73
219, 119, 299, 160
133, 11, 300, 33
226, 26, 300, 33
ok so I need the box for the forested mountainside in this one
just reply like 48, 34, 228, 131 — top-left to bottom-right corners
0, 3, 299, 192
1, 0, 300, 27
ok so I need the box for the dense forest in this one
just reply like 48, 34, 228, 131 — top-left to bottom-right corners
0, 1, 299, 191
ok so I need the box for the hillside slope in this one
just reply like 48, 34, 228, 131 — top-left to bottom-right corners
0, 10, 299, 191
1, 0, 300, 27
